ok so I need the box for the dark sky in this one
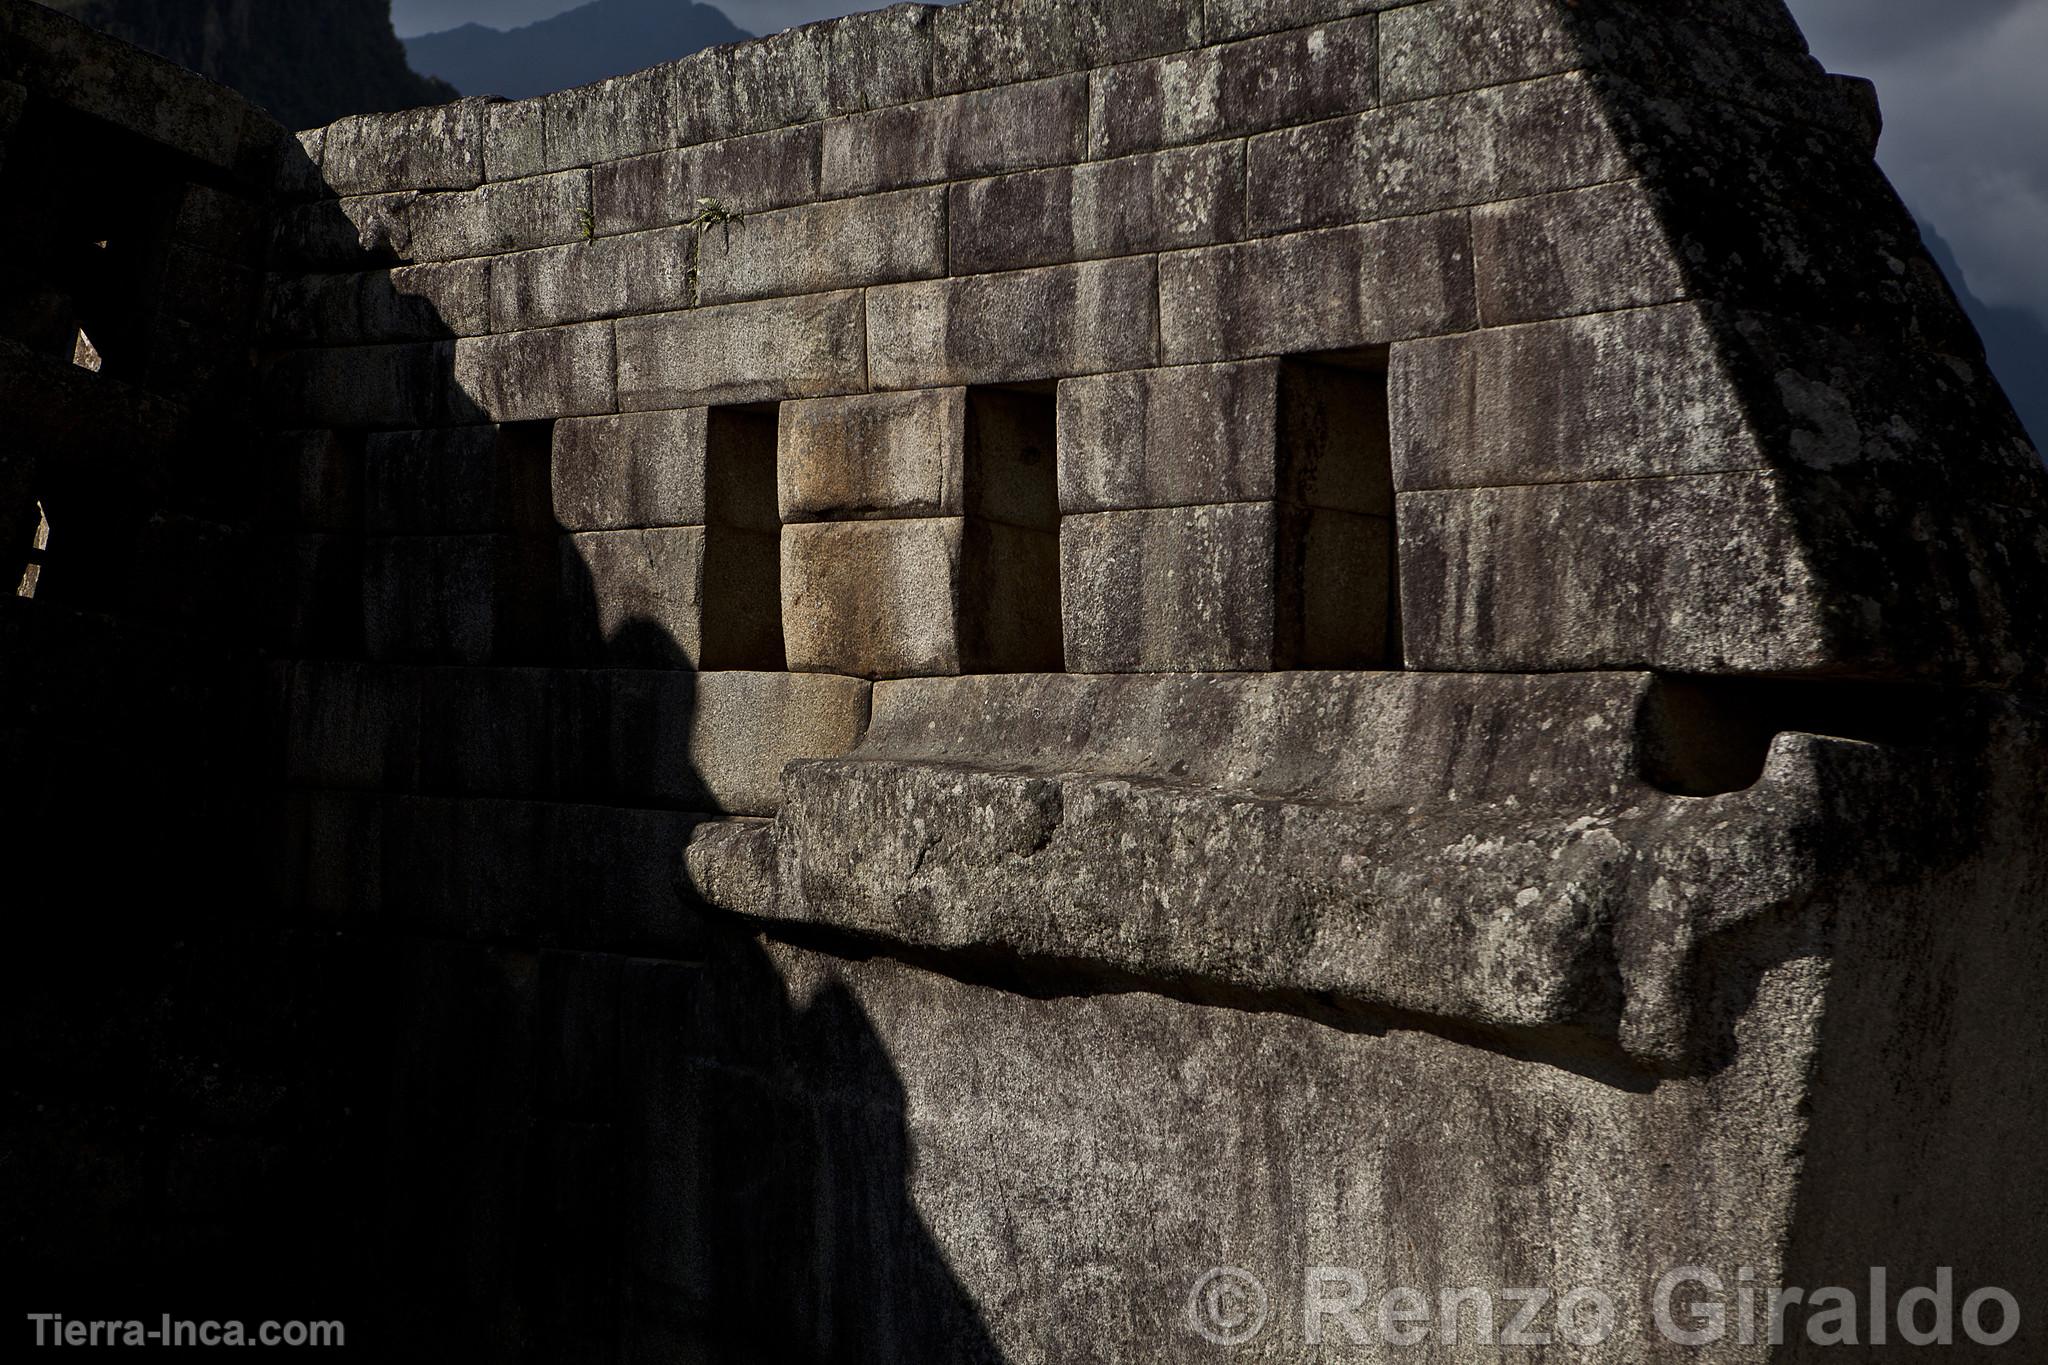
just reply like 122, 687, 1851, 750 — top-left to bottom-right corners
390, 0, 2048, 342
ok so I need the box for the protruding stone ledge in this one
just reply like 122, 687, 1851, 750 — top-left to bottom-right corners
762, 670, 1885, 1067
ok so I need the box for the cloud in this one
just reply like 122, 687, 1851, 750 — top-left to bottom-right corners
1787, 0, 2048, 320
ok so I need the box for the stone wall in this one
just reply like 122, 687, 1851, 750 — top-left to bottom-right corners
0, 0, 379, 1318
8, 0, 2048, 1358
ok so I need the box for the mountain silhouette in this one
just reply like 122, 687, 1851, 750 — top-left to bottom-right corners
1919, 218, 2047, 455
404, 0, 750, 101
39, 0, 456, 128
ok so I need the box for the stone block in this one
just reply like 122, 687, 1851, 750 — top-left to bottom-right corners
1158, 214, 1477, 363
269, 259, 492, 347
276, 789, 383, 924
552, 408, 781, 533
822, 76, 1087, 199
490, 231, 691, 333
1398, 472, 1831, 673
364, 534, 556, 665
413, 170, 592, 263
867, 259, 1158, 390
616, 292, 868, 411
364, 424, 553, 536
452, 323, 616, 423
782, 518, 1062, 678
1058, 359, 1393, 514
279, 661, 422, 790
264, 430, 363, 532
591, 125, 824, 238
605, 671, 874, 816
817, 3, 937, 112
1473, 180, 1690, 326
1088, 18, 1377, 160
482, 98, 545, 183
931, 0, 1201, 95
949, 142, 1245, 276
777, 388, 1058, 530
415, 667, 586, 799
1205, 0, 1408, 42
1379, 0, 1580, 103
1248, 73, 1628, 235
267, 534, 364, 655
170, 184, 269, 261
777, 389, 969, 523
320, 99, 489, 196
695, 188, 946, 307
560, 526, 784, 670
263, 341, 453, 430
539, 56, 723, 171
1389, 304, 1765, 490
1061, 503, 1395, 671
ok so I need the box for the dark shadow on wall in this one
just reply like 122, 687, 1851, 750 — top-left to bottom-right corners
245, 157, 1005, 1361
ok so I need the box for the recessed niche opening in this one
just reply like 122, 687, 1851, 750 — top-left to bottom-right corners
1276, 356, 1400, 670
959, 385, 1063, 674
703, 405, 786, 672
1639, 675, 1947, 797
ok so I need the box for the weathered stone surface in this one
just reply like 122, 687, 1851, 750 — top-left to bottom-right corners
1473, 180, 1690, 326
778, 388, 1057, 529
171, 183, 269, 260
552, 408, 781, 533
783, 517, 1061, 678
0, 0, 270, 176
1058, 359, 1393, 514
489, 231, 690, 333
1089, 17, 1379, 159
1063, 503, 1394, 672
815, 3, 937, 113
320, 99, 489, 196
363, 533, 554, 665
930, 0, 1201, 95
559, 526, 783, 670
764, 670, 1932, 1060
284, 664, 871, 817
948, 142, 1245, 276
452, 323, 616, 422
1159, 214, 1477, 363
822, 76, 1087, 199
536, 60, 705, 173
27, 1, 2048, 1353
1399, 471, 1830, 673
1205, 0, 1409, 43
269, 258, 492, 346
1248, 73, 1628, 235
364, 425, 551, 536
361, 796, 709, 952
867, 258, 1158, 389
616, 292, 868, 411
264, 431, 363, 534
695, 188, 946, 307
1379, 0, 1580, 103
1390, 304, 1764, 490
279, 171, 593, 271
263, 341, 454, 430
777, 389, 968, 523
591, 125, 824, 238
604, 670, 873, 816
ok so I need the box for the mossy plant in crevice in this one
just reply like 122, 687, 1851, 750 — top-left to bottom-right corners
685, 197, 745, 307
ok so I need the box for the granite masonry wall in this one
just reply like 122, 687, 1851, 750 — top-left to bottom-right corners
6, 0, 2048, 1359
